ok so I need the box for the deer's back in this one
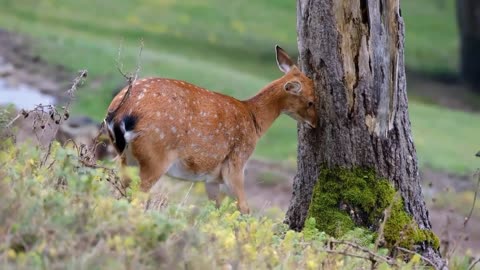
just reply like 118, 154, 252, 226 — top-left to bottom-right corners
107, 77, 257, 176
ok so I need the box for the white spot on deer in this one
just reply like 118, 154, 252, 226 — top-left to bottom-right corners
107, 121, 114, 136
169, 116, 174, 121
160, 132, 165, 140
171, 127, 177, 134
180, 82, 185, 85
155, 128, 160, 133
120, 121, 137, 143
138, 93, 145, 100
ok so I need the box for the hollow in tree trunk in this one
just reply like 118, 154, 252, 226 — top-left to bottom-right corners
284, 0, 446, 268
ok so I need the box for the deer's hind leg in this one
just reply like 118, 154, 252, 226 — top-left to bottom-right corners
131, 138, 177, 193
118, 153, 132, 188
206, 182, 227, 207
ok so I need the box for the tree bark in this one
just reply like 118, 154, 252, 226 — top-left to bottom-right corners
457, 0, 480, 89
285, 0, 446, 268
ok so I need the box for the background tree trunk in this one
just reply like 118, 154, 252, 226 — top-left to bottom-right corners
457, 0, 480, 90
285, 0, 446, 267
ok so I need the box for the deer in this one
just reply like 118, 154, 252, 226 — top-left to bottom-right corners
104, 45, 317, 214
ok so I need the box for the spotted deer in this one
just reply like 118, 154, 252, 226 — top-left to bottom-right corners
104, 46, 317, 214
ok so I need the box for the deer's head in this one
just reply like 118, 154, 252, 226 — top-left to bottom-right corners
275, 45, 318, 128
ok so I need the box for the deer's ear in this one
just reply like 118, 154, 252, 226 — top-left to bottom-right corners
284, 80, 302, 95
275, 45, 294, 73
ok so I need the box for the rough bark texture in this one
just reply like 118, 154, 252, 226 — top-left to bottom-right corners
457, 0, 480, 89
284, 0, 446, 268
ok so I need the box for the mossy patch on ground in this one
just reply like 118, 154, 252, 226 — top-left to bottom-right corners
307, 166, 440, 250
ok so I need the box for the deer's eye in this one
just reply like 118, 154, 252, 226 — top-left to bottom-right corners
308, 101, 314, 108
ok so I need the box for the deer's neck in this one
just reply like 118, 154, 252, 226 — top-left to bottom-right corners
244, 80, 286, 138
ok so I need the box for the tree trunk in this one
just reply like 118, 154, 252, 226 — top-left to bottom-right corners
285, 0, 446, 268
457, 0, 480, 89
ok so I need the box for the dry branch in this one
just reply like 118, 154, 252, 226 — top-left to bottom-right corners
396, 246, 439, 269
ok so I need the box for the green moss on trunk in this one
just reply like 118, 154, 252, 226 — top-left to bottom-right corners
307, 166, 439, 250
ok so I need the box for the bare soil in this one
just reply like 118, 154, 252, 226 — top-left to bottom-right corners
0, 29, 74, 101
1, 28, 479, 257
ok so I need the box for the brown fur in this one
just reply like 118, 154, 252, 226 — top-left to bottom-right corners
105, 46, 317, 214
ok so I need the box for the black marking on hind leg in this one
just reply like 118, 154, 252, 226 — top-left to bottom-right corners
111, 114, 138, 154
113, 122, 126, 154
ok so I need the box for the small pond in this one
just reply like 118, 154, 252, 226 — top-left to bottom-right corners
0, 79, 56, 110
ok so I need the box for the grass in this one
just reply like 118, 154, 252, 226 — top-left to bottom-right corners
402, 0, 459, 74
0, 0, 477, 175
410, 103, 480, 174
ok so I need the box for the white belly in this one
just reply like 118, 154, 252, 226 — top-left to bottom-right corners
166, 160, 219, 182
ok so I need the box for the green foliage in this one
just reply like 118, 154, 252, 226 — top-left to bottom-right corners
0, 140, 448, 269
301, 217, 327, 242
383, 201, 440, 250
402, 0, 458, 74
307, 166, 440, 250
0, 141, 177, 268
307, 167, 394, 237
410, 102, 480, 174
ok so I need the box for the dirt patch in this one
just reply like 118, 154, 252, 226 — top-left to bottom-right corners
406, 70, 480, 113
0, 28, 73, 101
244, 159, 296, 210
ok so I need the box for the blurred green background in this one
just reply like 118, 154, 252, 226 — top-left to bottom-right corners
0, 0, 478, 174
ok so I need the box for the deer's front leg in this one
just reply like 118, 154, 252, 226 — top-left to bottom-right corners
222, 168, 250, 214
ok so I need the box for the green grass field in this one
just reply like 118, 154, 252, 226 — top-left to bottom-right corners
0, 0, 478, 174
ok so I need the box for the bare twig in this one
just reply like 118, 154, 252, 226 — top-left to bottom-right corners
6, 70, 86, 131
319, 248, 374, 262
446, 168, 480, 260
464, 169, 480, 228
180, 183, 194, 207
41, 70, 87, 166
107, 39, 144, 120
468, 256, 480, 270
395, 246, 438, 269
329, 240, 396, 266
5, 114, 21, 129
62, 137, 128, 198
